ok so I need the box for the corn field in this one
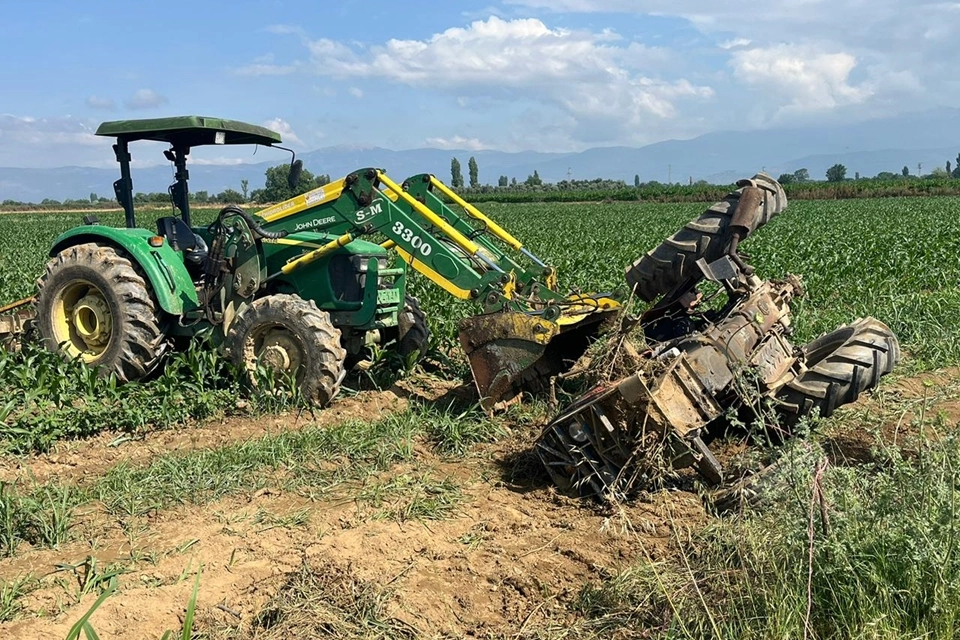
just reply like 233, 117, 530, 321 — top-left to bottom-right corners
1, 196, 958, 452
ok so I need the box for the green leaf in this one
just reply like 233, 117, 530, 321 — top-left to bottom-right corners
63, 577, 117, 640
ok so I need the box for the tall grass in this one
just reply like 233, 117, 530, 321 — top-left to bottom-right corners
560, 433, 960, 639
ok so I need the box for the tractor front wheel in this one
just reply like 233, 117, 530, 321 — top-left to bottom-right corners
36, 242, 166, 381
226, 295, 346, 407
397, 295, 430, 363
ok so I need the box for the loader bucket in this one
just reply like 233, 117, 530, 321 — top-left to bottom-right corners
459, 295, 619, 411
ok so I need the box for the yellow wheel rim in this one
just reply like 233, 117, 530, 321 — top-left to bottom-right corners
244, 325, 304, 382
51, 280, 114, 362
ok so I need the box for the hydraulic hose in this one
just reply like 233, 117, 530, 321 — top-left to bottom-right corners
217, 205, 289, 240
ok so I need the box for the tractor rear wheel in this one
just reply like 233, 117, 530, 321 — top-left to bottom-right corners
397, 295, 430, 362
775, 317, 900, 430
625, 173, 787, 302
36, 242, 166, 381
226, 294, 346, 407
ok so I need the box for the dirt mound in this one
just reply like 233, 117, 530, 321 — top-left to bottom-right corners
1, 456, 705, 639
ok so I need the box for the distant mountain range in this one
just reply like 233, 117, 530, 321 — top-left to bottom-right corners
3, 109, 960, 202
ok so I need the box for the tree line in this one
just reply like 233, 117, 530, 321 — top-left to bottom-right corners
10, 151, 960, 211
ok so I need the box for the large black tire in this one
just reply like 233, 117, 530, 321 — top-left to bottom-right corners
36, 242, 166, 382
625, 173, 787, 302
226, 294, 346, 407
776, 317, 900, 428
397, 295, 430, 362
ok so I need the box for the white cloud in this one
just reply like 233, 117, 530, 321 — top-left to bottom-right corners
731, 45, 872, 116
126, 89, 168, 110
301, 17, 711, 145
424, 135, 488, 150
0, 115, 112, 166
348, 86, 363, 98
265, 24, 304, 36
85, 96, 115, 110
262, 118, 304, 146
233, 63, 297, 76
505, 0, 957, 120
719, 38, 751, 50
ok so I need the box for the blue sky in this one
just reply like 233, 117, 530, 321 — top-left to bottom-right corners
0, 0, 955, 167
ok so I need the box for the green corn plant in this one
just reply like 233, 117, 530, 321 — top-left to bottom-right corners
64, 569, 202, 640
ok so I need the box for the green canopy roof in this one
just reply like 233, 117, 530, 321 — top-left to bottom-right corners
95, 116, 282, 147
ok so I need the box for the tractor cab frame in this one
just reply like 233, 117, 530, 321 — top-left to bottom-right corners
95, 116, 295, 229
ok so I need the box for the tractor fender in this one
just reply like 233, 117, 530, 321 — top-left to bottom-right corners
49, 227, 200, 316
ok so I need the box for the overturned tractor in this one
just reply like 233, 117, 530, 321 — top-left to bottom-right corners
536, 174, 900, 499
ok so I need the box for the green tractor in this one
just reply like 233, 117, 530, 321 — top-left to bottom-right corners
2, 116, 619, 408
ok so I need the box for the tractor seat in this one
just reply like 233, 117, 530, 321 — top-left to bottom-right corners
157, 216, 208, 264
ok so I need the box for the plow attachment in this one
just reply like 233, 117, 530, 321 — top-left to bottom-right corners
0, 297, 35, 351
459, 295, 620, 411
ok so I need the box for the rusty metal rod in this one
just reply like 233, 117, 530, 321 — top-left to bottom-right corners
0, 296, 35, 314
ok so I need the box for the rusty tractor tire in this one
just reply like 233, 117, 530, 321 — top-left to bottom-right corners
36, 242, 167, 382
775, 317, 900, 429
226, 294, 346, 407
625, 173, 787, 303
397, 295, 431, 362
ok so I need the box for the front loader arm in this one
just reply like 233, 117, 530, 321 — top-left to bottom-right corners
257, 166, 621, 409
258, 167, 565, 312
268, 168, 546, 313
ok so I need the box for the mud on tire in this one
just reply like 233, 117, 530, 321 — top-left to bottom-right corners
36, 242, 167, 382
625, 172, 787, 302
775, 317, 900, 429
226, 294, 346, 407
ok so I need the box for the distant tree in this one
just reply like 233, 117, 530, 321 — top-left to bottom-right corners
510, 177, 517, 187
498, 175, 508, 187
931, 167, 949, 178
451, 157, 464, 188
524, 170, 542, 186
89, 192, 98, 203
854, 171, 860, 180
902, 165, 910, 177
468, 156, 479, 188
634, 174, 640, 188
193, 190, 209, 203
793, 168, 810, 183
826, 164, 847, 182
918, 163, 923, 176
315, 174, 331, 187
777, 173, 796, 185
216, 188, 245, 204
947, 160, 952, 176
876, 172, 897, 180
240, 179, 249, 201
258, 163, 318, 203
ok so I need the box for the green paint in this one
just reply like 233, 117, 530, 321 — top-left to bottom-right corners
50, 226, 200, 315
